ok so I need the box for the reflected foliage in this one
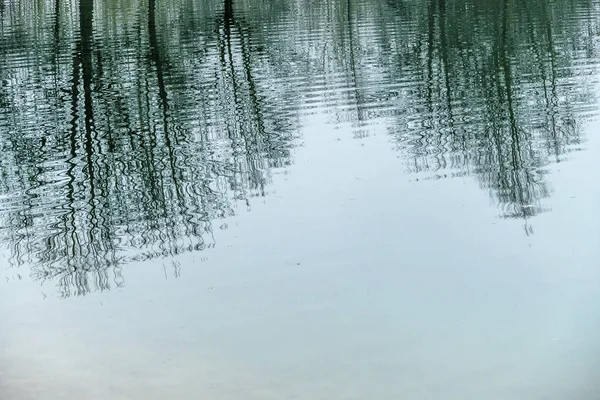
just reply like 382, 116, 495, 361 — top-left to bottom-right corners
0, 0, 297, 296
1, 0, 599, 295
392, 0, 599, 219
303, 0, 600, 220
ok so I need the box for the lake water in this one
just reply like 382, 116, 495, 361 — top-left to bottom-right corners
1, 0, 600, 398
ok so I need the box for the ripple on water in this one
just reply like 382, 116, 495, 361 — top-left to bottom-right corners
1, 0, 600, 294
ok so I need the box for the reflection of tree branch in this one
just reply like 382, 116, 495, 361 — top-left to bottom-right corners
540, 0, 561, 160
218, 0, 269, 196
499, 0, 531, 217
80, 0, 100, 245
30, 0, 125, 297
390, 0, 591, 222
0, 0, 300, 296
437, 0, 455, 139
148, 0, 184, 255
346, 0, 368, 131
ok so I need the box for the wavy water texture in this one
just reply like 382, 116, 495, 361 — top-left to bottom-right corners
1, 0, 599, 295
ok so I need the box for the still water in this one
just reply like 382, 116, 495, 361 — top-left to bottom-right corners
1, 0, 600, 398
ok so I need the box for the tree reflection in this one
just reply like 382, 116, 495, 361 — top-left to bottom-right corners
316, 0, 597, 221
0, 0, 598, 295
0, 0, 296, 296
389, 0, 597, 221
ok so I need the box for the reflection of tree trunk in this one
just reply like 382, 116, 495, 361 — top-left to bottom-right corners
148, 0, 169, 111
238, 16, 264, 138
221, 0, 240, 133
220, 0, 264, 195
237, 23, 268, 194
221, 0, 245, 195
346, 0, 366, 127
80, 0, 100, 247
437, 0, 454, 137
224, 0, 233, 20
540, 0, 560, 159
148, 0, 186, 252
499, 0, 530, 213
421, 0, 437, 172
80, 0, 94, 150
49, 0, 62, 121
426, 0, 435, 113
64, 0, 83, 267
53, 0, 60, 55
56, 0, 116, 294
520, 0, 557, 164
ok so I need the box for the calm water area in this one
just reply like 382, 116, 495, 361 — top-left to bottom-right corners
1, 0, 600, 398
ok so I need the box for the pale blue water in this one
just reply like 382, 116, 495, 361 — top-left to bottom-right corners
1, 0, 600, 398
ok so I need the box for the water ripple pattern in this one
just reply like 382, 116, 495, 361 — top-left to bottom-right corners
1, 0, 599, 295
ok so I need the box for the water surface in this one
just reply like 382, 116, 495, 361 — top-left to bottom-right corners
1, 0, 600, 398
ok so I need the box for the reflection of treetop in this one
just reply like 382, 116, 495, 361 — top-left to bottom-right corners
0, 0, 298, 296
301, 0, 598, 219
369, 0, 598, 219
0, 0, 599, 295
393, 0, 598, 219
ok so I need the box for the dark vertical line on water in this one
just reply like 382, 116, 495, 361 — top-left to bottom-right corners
484, 4, 511, 204
53, 0, 61, 76
235, 20, 264, 138
148, 0, 168, 113
522, 1, 551, 128
93, 30, 117, 267
54, 0, 60, 40
346, 0, 366, 126
500, 0, 530, 219
524, 0, 559, 162
235, 19, 267, 194
34, 0, 63, 268
224, 0, 233, 23
81, 0, 95, 186
51, 0, 62, 131
147, 0, 170, 251
426, 0, 435, 113
437, 0, 456, 158
80, 0, 99, 264
66, 9, 82, 269
134, 15, 160, 232
221, 0, 250, 199
540, 0, 561, 160
423, 0, 437, 172
501, 0, 520, 173
148, 0, 186, 254
222, 0, 240, 129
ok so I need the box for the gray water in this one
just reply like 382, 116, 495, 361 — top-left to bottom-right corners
1, 0, 600, 398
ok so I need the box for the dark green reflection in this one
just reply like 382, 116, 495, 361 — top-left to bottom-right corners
0, 0, 296, 296
321, 0, 598, 222
0, 0, 598, 295
389, 0, 598, 221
